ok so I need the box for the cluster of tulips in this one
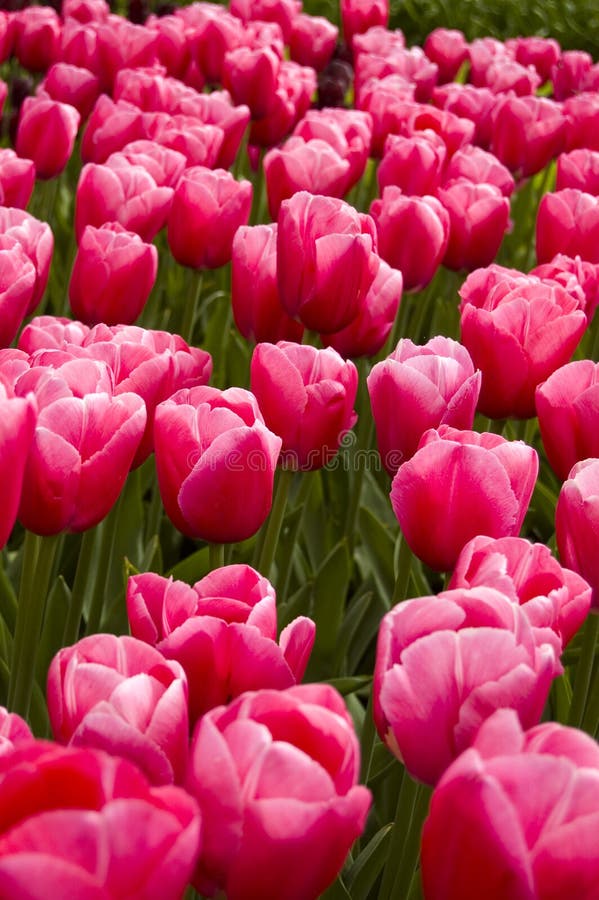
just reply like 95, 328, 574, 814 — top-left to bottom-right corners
2, 0, 599, 896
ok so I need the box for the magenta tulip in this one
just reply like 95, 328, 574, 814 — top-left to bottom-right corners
289, 13, 337, 71
424, 28, 469, 83
368, 337, 481, 475
422, 709, 599, 900
438, 181, 511, 272
40, 62, 101, 121
0, 383, 36, 548
250, 341, 358, 470
391, 426, 538, 571
556, 458, 599, 609
536, 189, 599, 264
0, 208, 53, 313
557, 148, 599, 194
16, 96, 80, 180
187, 685, 371, 899
374, 591, 559, 785
491, 95, 566, 179
0, 236, 37, 347
47, 634, 189, 786
450, 534, 591, 647
127, 566, 315, 724
377, 132, 447, 196
0, 742, 200, 899
0, 149, 34, 209
459, 265, 587, 418
264, 137, 351, 220
442, 145, 515, 197
154, 386, 281, 543
0, 707, 33, 757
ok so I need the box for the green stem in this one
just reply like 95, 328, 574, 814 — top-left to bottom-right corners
256, 467, 294, 578
209, 543, 225, 570
568, 614, 599, 728
84, 490, 126, 636
62, 528, 98, 647
8, 532, 60, 719
181, 268, 204, 345
391, 535, 414, 608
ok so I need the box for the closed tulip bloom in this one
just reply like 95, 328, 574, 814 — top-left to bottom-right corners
0, 381, 36, 549
432, 83, 497, 149
377, 131, 447, 196
0, 742, 200, 899
264, 137, 351, 220
277, 192, 378, 333
368, 337, 481, 475
188, 6, 243, 84
556, 458, 599, 609
0, 208, 53, 313
536, 361, 599, 481
491, 95, 566, 179
424, 28, 469, 84
507, 35, 561, 83
232, 223, 304, 344
146, 115, 224, 170
15, 96, 80, 180
0, 236, 37, 347
422, 709, 599, 900
321, 257, 403, 359
341, 0, 388, 44
18, 315, 90, 353
459, 267, 587, 418
374, 591, 559, 785
563, 92, 599, 152
127, 567, 315, 724
391, 426, 538, 571
289, 13, 337, 71
15, 358, 147, 534
69, 223, 157, 326
442, 145, 515, 197
371, 187, 450, 291
0, 149, 34, 209
154, 386, 281, 543
450, 535, 591, 647
557, 148, 599, 194
229, 0, 300, 41
407, 105, 475, 159
187, 685, 371, 900
167, 166, 252, 270
40, 62, 101, 122
47, 634, 189, 786
537, 189, 599, 265
553, 49, 594, 100
107, 140, 187, 189
80, 96, 145, 164
293, 108, 372, 193
531, 253, 599, 320
249, 60, 316, 148
222, 45, 280, 120
250, 342, 358, 470
93, 16, 157, 93
13, 6, 60, 72
75, 162, 174, 243
484, 58, 541, 96
438, 181, 510, 272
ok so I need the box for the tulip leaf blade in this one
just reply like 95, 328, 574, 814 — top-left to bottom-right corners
346, 823, 394, 900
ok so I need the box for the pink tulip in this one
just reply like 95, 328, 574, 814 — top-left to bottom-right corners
223, 45, 281, 120
442, 145, 515, 197
289, 13, 338, 71
553, 49, 594, 100
230, 0, 300, 42
374, 591, 559, 784
187, 685, 371, 899
167, 166, 252, 270
188, 6, 243, 84
48, 634, 189, 786
491, 95, 566, 179
368, 337, 481, 475
0, 707, 33, 757
507, 35, 561, 83
557, 148, 599, 193
93, 16, 157, 92
154, 386, 281, 543
371, 187, 449, 290
422, 709, 599, 899
468, 36, 510, 87
536, 360, 599, 481
69, 223, 157, 326
231, 223, 304, 344
19, 315, 90, 353
321, 257, 403, 359
75, 161, 173, 243
277, 191, 378, 333
80, 96, 147, 165
450, 535, 591, 647
0, 382, 36, 549
264, 137, 351, 220
537, 189, 599, 264
249, 60, 316, 148
13, 6, 60, 72
0, 208, 53, 313
438, 181, 510, 272
145, 114, 224, 170
175, 89, 249, 170
377, 131, 447, 196
356, 75, 415, 157
14, 357, 146, 534
531, 253, 599, 320
250, 342, 358, 470
62, 0, 110, 21
0, 236, 37, 347
432, 83, 497, 149
484, 58, 541, 96
424, 28, 469, 83
407, 104, 475, 158
459, 265, 587, 418
341, 0, 388, 45
15, 95, 80, 180
40, 62, 101, 121
391, 426, 538, 571
107, 140, 186, 190
293, 108, 372, 192
0, 149, 34, 209
0, 742, 200, 899
556, 458, 599, 609
127, 567, 315, 724
563, 92, 599, 152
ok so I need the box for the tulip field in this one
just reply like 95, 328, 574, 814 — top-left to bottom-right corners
3, 0, 599, 896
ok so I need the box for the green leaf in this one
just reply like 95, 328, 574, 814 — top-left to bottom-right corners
37, 576, 71, 684
358, 507, 396, 607
320, 876, 352, 900
326, 675, 372, 696
167, 547, 210, 585
346, 824, 393, 900
310, 539, 351, 667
